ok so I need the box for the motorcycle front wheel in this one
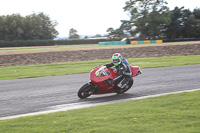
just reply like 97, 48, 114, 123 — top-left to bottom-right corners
78, 83, 95, 99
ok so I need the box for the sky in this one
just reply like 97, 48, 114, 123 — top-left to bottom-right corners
0, 0, 200, 38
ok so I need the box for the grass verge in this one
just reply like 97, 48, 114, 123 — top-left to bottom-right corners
0, 90, 200, 133
0, 55, 200, 80
0, 44, 99, 52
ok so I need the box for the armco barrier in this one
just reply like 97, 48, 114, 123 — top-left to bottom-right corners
144, 40, 151, 44
138, 41, 144, 44
150, 40, 157, 43
130, 41, 138, 44
99, 40, 163, 46
156, 40, 163, 43
99, 41, 127, 46
130, 40, 163, 45
120, 41, 127, 45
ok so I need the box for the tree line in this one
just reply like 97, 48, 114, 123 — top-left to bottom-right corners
0, 13, 58, 41
1, 0, 200, 41
107, 0, 200, 40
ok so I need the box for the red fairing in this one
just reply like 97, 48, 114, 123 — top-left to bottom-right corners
90, 67, 117, 83
89, 65, 140, 94
90, 67, 118, 93
129, 65, 140, 77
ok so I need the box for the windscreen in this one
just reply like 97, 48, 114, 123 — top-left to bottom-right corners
95, 68, 111, 77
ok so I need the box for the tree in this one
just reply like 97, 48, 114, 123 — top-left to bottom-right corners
107, 20, 132, 38
182, 8, 200, 38
164, 7, 185, 39
0, 13, 58, 41
193, 8, 200, 37
68, 28, 80, 39
95, 34, 102, 37
164, 7, 200, 39
23, 13, 58, 40
0, 14, 24, 40
182, 9, 195, 38
123, 0, 171, 39
107, 27, 124, 38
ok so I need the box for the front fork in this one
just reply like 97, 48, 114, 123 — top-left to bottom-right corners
87, 81, 98, 94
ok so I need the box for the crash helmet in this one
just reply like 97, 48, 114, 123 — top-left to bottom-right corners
112, 53, 122, 66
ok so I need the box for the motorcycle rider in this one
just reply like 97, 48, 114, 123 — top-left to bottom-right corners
100, 53, 132, 90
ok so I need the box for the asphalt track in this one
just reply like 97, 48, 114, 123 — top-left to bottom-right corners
0, 64, 200, 120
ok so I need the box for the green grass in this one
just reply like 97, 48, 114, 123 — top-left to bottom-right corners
0, 44, 133, 53
0, 90, 199, 133
0, 55, 200, 80
0, 44, 99, 52
0, 43, 150, 53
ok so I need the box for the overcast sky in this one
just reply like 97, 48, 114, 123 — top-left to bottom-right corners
0, 0, 199, 37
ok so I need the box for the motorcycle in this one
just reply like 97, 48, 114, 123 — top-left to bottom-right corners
78, 65, 141, 99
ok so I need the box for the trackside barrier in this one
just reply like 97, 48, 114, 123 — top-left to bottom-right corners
150, 40, 157, 43
99, 40, 163, 46
130, 41, 138, 44
156, 40, 163, 43
99, 41, 127, 46
144, 40, 151, 44
130, 40, 163, 45
138, 41, 144, 44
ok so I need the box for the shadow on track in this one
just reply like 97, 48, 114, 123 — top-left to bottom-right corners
77, 92, 142, 104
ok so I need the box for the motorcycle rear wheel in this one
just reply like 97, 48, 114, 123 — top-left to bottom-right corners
78, 83, 95, 99
116, 78, 134, 94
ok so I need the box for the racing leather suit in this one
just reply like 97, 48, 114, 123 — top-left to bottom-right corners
104, 62, 132, 89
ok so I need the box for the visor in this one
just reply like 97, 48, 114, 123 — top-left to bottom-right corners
113, 59, 120, 63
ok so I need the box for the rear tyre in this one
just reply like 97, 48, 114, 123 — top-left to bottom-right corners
116, 78, 134, 94
78, 83, 95, 99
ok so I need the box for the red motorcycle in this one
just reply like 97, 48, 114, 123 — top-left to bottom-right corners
78, 65, 141, 99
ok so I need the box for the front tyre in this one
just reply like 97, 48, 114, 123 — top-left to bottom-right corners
78, 83, 95, 99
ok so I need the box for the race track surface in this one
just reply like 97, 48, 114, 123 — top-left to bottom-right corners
0, 64, 200, 119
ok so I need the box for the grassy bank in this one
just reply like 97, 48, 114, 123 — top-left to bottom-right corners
0, 55, 200, 80
0, 90, 200, 133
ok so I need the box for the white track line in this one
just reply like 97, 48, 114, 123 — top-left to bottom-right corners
1, 88, 200, 120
